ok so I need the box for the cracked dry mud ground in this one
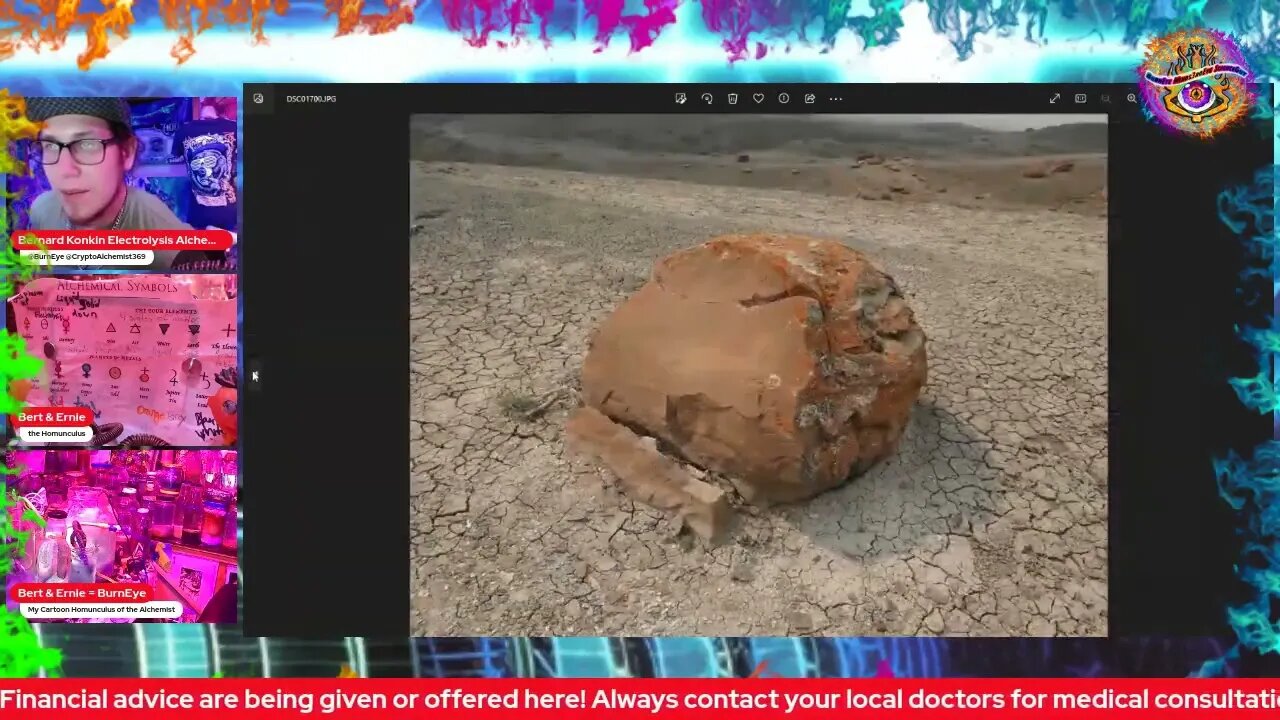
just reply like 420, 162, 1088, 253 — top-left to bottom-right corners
410, 162, 1107, 637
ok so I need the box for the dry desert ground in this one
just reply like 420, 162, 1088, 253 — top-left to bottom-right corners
409, 115, 1108, 637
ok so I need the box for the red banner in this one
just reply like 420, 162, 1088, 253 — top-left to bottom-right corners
1, 679, 1278, 719
11, 230, 234, 251
9, 407, 92, 427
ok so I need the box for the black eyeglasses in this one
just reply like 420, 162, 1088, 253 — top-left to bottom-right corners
28, 137, 122, 166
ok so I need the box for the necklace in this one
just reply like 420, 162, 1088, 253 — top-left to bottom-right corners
66, 188, 128, 230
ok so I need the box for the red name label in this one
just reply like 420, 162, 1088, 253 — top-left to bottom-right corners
12, 230, 234, 251
8, 583, 152, 604
10, 407, 92, 427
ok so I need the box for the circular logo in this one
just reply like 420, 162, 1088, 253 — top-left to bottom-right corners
1139, 28, 1253, 138
109, 367, 122, 380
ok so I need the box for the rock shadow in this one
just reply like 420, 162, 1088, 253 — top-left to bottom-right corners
777, 396, 1004, 579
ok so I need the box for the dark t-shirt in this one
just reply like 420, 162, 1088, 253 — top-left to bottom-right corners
28, 189, 189, 270
173, 118, 238, 231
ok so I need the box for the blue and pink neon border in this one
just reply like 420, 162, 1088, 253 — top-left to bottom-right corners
0, 34, 1276, 676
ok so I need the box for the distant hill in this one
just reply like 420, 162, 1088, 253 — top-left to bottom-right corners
411, 114, 1108, 162
1019, 122, 1109, 154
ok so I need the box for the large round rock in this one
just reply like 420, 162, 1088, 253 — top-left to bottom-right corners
580, 234, 928, 502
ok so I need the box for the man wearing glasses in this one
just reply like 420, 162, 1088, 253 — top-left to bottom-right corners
24, 98, 188, 269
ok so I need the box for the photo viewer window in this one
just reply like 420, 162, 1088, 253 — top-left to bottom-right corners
242, 84, 1271, 639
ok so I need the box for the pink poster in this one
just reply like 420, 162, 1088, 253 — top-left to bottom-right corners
10, 275, 237, 447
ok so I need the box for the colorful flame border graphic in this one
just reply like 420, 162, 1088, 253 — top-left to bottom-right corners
0, 90, 62, 678
0, 80, 1275, 677
1205, 93, 1280, 667
0, 0, 1271, 82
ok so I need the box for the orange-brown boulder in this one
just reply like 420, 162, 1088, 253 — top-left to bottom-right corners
579, 234, 928, 503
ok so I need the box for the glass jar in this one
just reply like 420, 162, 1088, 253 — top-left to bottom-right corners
47, 450, 88, 474
220, 451, 238, 488
201, 500, 227, 546
34, 531, 72, 583
44, 473, 67, 510
114, 487, 139, 536
132, 507, 152, 546
64, 470, 88, 489
43, 450, 69, 475
45, 509, 68, 539
157, 466, 183, 495
222, 499, 237, 550
198, 452, 222, 487
148, 498, 175, 540
103, 465, 130, 495
17, 472, 43, 498
156, 486, 180, 509
67, 530, 95, 583
178, 485, 203, 545
180, 451, 202, 484
89, 463, 110, 489
14, 501, 42, 562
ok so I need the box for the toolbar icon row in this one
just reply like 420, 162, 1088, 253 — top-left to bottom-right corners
1049, 91, 1139, 105
681, 93, 818, 105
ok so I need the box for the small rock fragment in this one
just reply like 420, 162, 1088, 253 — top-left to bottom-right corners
565, 407, 732, 541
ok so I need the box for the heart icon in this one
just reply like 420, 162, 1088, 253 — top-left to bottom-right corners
752, 93, 765, 103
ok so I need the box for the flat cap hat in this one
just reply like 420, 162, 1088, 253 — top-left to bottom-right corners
26, 97, 132, 127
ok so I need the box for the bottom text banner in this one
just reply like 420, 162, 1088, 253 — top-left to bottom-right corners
2, 679, 1280, 719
